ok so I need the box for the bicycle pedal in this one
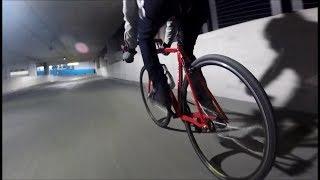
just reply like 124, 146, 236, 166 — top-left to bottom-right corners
208, 121, 216, 132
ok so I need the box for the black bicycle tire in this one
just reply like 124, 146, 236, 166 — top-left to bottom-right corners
181, 54, 277, 180
140, 66, 171, 127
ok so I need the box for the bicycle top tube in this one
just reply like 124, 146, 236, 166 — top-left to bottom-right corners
164, 48, 179, 53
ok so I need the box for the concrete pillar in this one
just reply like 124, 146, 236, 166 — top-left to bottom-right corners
99, 57, 108, 77
208, 0, 219, 30
95, 59, 100, 69
202, 23, 209, 33
271, 0, 303, 15
43, 62, 49, 75
291, 0, 303, 11
2, 63, 10, 79
28, 62, 37, 77
94, 59, 99, 75
270, 0, 282, 15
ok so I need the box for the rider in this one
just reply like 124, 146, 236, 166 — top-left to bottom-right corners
137, 0, 215, 112
122, 0, 176, 63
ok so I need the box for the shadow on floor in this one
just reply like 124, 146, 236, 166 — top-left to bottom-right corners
209, 108, 317, 178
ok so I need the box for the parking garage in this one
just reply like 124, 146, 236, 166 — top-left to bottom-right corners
2, 1, 318, 179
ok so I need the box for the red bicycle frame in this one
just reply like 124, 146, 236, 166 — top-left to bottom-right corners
148, 46, 228, 129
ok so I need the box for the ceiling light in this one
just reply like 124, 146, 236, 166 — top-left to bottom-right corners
67, 62, 79, 66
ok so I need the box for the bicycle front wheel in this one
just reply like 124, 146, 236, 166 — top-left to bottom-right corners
181, 54, 276, 180
140, 66, 171, 127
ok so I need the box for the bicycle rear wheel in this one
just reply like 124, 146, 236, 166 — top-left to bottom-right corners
181, 54, 276, 180
140, 66, 171, 127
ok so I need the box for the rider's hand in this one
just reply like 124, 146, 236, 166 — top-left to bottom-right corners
162, 42, 171, 56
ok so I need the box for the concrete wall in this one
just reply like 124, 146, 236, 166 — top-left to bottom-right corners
105, 8, 318, 113
2, 62, 10, 80
2, 75, 98, 95
3, 60, 96, 94
2, 61, 37, 79
3, 76, 56, 94
28, 62, 37, 77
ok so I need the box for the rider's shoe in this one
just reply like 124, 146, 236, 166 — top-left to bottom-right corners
123, 48, 137, 63
190, 69, 226, 126
148, 80, 172, 109
198, 93, 227, 128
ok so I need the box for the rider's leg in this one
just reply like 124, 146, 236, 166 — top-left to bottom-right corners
122, 0, 138, 63
137, 0, 173, 108
177, 1, 219, 117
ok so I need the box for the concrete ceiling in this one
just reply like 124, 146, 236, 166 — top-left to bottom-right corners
3, 0, 123, 65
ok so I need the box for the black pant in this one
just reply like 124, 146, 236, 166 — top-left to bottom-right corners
137, 0, 209, 84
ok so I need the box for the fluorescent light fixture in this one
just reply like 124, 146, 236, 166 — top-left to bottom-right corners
67, 62, 79, 66
10, 70, 29, 76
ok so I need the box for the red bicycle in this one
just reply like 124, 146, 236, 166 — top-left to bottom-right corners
140, 40, 276, 180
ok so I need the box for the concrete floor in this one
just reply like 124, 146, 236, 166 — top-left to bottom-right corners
2, 76, 318, 179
